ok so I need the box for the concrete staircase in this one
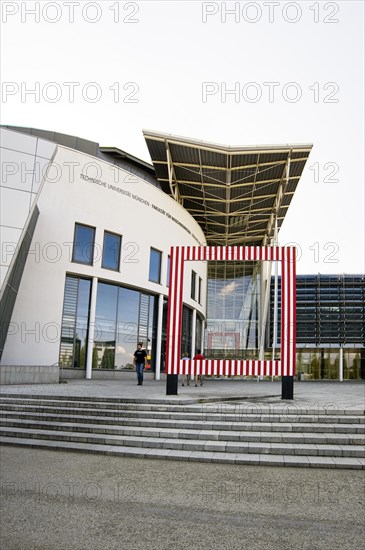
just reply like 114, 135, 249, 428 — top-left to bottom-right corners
0, 394, 364, 469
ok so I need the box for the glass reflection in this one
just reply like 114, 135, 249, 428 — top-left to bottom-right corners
206, 261, 259, 359
72, 224, 95, 265
74, 279, 91, 368
93, 283, 118, 369
149, 248, 161, 283
116, 287, 139, 370
102, 232, 121, 271
59, 276, 91, 369
79, 281, 160, 372
295, 348, 362, 380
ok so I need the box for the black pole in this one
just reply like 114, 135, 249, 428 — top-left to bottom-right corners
281, 376, 294, 399
166, 374, 178, 395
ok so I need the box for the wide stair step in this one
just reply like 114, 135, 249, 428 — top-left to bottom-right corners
1, 395, 364, 469
1, 418, 365, 446
1, 426, 364, 458
1, 402, 364, 423
1, 410, 364, 434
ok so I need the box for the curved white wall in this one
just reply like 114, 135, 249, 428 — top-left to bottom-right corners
0, 128, 57, 289
1, 141, 207, 366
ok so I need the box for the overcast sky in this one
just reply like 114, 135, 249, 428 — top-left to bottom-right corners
1, 0, 364, 274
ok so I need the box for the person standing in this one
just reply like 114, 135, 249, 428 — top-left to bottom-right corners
134, 342, 147, 386
193, 349, 205, 387
181, 352, 190, 386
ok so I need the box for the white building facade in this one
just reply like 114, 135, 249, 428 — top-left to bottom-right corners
0, 127, 207, 383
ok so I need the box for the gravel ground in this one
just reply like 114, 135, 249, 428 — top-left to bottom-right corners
1, 446, 364, 550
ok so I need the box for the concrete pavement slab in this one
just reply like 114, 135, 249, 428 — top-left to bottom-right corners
1, 379, 364, 412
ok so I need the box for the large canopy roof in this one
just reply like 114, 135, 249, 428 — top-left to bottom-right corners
143, 130, 312, 247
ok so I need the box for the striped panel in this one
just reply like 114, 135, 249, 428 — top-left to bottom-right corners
177, 360, 281, 376
165, 246, 185, 375
167, 245, 296, 377
184, 246, 287, 263
280, 247, 296, 376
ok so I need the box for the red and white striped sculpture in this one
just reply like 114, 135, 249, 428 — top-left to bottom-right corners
165, 246, 296, 378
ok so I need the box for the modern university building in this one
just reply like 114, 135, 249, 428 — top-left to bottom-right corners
0, 125, 364, 385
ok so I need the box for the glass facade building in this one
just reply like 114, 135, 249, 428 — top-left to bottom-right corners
202, 269, 365, 379
269, 274, 365, 379
205, 262, 261, 359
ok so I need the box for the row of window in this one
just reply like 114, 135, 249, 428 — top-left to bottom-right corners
59, 275, 157, 370
72, 223, 163, 283
72, 224, 202, 301
72, 223, 121, 270
59, 275, 204, 371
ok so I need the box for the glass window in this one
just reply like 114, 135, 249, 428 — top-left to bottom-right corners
72, 224, 95, 265
60, 278, 161, 372
198, 277, 202, 304
191, 271, 196, 300
196, 316, 202, 355
116, 287, 140, 370
74, 279, 92, 369
206, 262, 260, 358
149, 248, 162, 283
59, 276, 91, 369
148, 295, 157, 371
102, 231, 121, 271
93, 283, 118, 369
182, 306, 193, 357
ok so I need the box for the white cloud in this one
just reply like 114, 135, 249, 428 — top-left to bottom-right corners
219, 282, 237, 297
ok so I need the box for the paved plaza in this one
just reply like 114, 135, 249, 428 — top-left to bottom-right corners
0, 445, 364, 550
0, 377, 364, 410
